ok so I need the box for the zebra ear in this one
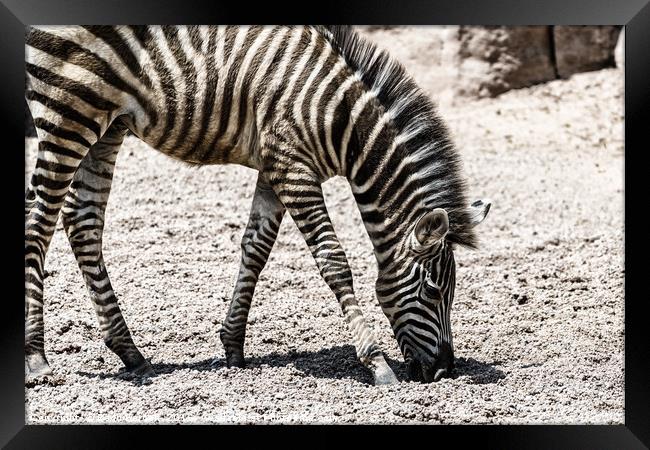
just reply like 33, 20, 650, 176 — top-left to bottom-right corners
468, 199, 491, 227
411, 208, 449, 252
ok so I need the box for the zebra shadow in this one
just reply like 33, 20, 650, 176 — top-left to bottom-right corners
246, 345, 505, 384
77, 345, 505, 385
245, 346, 505, 385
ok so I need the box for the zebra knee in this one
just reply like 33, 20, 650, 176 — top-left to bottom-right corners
60, 200, 81, 229
62, 200, 103, 241
240, 232, 271, 272
65, 223, 102, 248
240, 232, 255, 253
240, 214, 265, 249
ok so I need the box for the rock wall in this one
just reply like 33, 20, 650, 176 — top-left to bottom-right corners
453, 26, 556, 98
453, 25, 621, 98
554, 26, 620, 78
360, 25, 622, 101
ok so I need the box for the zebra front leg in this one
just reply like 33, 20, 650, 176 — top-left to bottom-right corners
220, 175, 285, 367
61, 122, 153, 377
267, 168, 398, 385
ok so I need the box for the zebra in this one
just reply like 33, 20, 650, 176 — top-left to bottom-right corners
25, 25, 491, 385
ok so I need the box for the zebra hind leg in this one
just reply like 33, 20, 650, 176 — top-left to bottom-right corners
25, 117, 97, 381
61, 121, 154, 377
220, 175, 285, 367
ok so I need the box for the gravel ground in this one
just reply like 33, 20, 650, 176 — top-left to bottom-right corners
24, 30, 624, 424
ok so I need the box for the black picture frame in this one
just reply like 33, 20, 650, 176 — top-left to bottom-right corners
2, 0, 647, 447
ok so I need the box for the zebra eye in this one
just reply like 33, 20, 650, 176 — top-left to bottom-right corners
421, 279, 442, 304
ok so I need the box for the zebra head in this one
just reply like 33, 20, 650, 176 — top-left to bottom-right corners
376, 199, 491, 383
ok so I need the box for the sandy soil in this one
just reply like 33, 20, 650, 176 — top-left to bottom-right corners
24, 29, 624, 424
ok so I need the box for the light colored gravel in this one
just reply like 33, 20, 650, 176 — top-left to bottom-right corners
25, 28, 624, 425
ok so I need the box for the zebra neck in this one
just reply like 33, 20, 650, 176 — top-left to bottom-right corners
349, 179, 425, 272
345, 128, 459, 272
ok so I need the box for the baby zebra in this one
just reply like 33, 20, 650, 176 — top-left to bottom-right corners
25, 25, 491, 385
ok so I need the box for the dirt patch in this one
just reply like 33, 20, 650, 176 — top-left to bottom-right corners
25, 28, 624, 424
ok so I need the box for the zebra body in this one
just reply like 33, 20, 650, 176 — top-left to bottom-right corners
25, 25, 491, 385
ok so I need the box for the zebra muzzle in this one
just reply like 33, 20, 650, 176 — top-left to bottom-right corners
407, 343, 455, 383
419, 362, 453, 383
406, 358, 424, 382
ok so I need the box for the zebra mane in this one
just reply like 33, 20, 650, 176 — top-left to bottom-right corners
314, 25, 478, 249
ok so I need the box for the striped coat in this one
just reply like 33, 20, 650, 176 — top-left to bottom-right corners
25, 25, 491, 385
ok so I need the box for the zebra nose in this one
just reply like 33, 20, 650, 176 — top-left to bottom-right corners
424, 342, 454, 382
433, 368, 447, 382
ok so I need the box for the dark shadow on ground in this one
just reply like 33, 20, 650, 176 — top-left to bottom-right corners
76, 345, 505, 386
453, 356, 507, 385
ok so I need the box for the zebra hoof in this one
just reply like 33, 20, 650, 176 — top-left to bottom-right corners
130, 359, 156, 378
373, 365, 399, 385
226, 353, 246, 369
25, 354, 64, 387
25, 353, 53, 382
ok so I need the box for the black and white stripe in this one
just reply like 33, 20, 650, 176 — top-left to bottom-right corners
24, 25, 490, 385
